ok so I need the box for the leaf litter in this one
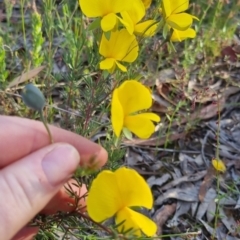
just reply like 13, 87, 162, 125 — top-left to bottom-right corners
122, 27, 240, 239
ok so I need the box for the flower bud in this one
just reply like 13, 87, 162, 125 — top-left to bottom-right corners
21, 83, 46, 111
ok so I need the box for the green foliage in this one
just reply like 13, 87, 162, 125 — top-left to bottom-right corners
0, 37, 8, 84
31, 10, 44, 66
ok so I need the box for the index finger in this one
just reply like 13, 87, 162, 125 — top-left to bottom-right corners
0, 116, 108, 168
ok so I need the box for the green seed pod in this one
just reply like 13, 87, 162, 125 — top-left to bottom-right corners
21, 83, 46, 111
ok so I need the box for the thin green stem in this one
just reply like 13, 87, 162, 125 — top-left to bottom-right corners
39, 110, 54, 144
215, 95, 221, 160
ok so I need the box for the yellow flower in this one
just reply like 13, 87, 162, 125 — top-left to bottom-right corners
142, 0, 152, 9
87, 167, 157, 236
111, 80, 160, 139
99, 29, 139, 72
79, 0, 132, 32
121, 0, 157, 36
212, 159, 226, 173
171, 28, 196, 42
161, 0, 198, 31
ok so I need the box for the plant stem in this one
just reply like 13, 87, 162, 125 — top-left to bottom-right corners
39, 110, 54, 144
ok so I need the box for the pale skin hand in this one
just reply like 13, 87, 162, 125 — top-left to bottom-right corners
0, 116, 108, 240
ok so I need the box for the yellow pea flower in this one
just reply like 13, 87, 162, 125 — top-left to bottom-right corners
99, 29, 139, 73
171, 28, 196, 42
212, 159, 226, 173
161, 0, 198, 31
111, 80, 160, 139
121, 0, 157, 36
79, 0, 132, 32
87, 167, 157, 236
142, 0, 152, 9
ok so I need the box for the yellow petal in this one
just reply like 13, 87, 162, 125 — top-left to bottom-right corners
87, 167, 154, 223
134, 20, 158, 37
101, 13, 118, 32
87, 170, 123, 222
170, 0, 189, 14
99, 29, 139, 63
161, 0, 189, 19
212, 159, 226, 173
79, 0, 133, 17
167, 13, 194, 31
120, 11, 135, 35
161, 0, 171, 18
135, 112, 160, 122
124, 114, 158, 139
99, 58, 116, 70
114, 167, 153, 208
121, 35, 139, 62
121, 0, 145, 25
116, 207, 157, 236
142, 0, 152, 9
115, 61, 127, 72
117, 80, 152, 115
111, 88, 124, 137
171, 28, 196, 42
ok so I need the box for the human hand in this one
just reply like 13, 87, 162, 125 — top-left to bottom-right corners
0, 116, 108, 240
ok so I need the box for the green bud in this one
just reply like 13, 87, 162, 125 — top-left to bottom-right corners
21, 83, 46, 111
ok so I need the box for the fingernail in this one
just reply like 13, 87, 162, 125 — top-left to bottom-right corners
42, 144, 80, 186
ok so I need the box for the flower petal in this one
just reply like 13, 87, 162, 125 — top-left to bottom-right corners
111, 88, 124, 137
171, 28, 196, 41
212, 159, 226, 173
115, 61, 127, 72
99, 58, 116, 70
99, 29, 139, 63
87, 170, 123, 222
120, 11, 135, 35
124, 114, 158, 139
121, 0, 145, 25
134, 112, 160, 122
116, 207, 157, 236
170, 0, 189, 14
101, 13, 118, 32
121, 36, 139, 62
161, 0, 171, 18
87, 167, 154, 223
117, 80, 152, 115
142, 0, 152, 9
79, 0, 133, 17
114, 167, 153, 208
134, 20, 158, 37
167, 13, 194, 31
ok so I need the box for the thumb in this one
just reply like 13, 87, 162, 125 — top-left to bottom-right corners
0, 143, 80, 240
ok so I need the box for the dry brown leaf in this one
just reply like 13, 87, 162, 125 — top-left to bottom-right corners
156, 82, 177, 106
160, 170, 207, 191
198, 166, 215, 202
6, 65, 45, 89
153, 203, 177, 235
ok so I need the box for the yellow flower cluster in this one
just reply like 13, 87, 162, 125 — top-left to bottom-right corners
80, 0, 198, 71
80, 0, 157, 73
78, 0, 199, 237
